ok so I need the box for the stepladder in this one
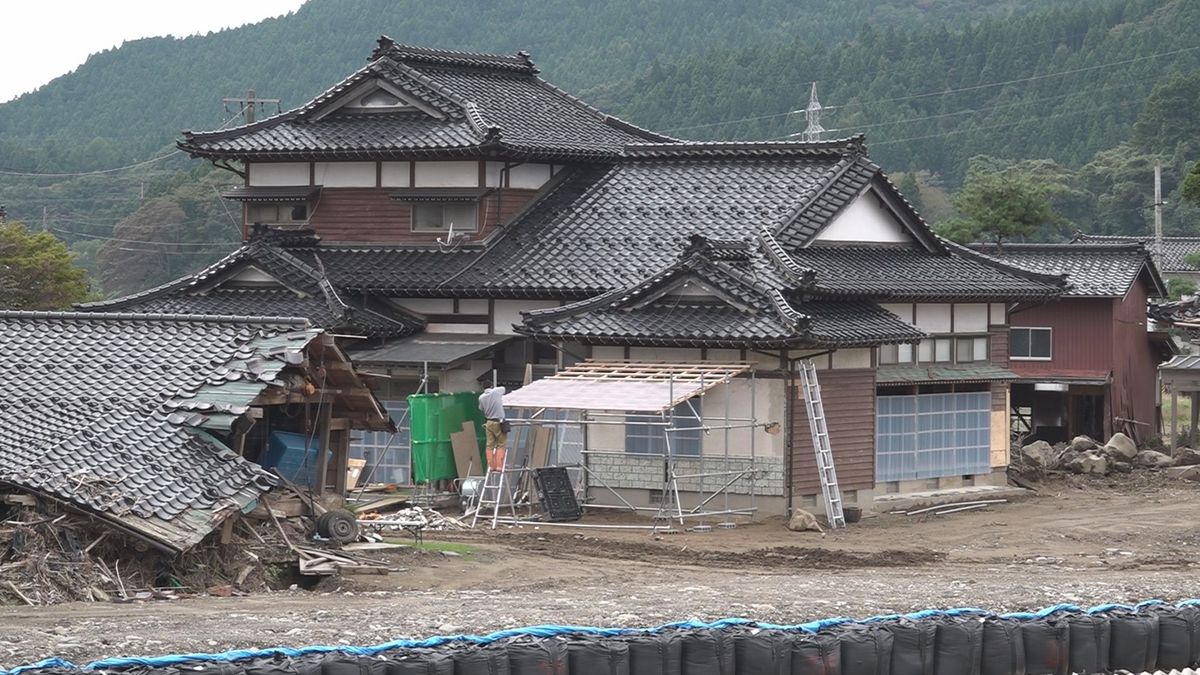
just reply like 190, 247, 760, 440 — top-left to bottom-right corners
469, 460, 517, 529
798, 359, 846, 529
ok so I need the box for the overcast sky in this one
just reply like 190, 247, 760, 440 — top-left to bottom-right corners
0, 0, 306, 103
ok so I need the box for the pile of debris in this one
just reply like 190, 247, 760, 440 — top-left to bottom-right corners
1017, 432, 1200, 479
0, 500, 274, 606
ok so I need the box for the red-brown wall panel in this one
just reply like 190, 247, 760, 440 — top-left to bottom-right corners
790, 368, 876, 495
1111, 282, 1160, 440
1008, 298, 1114, 374
293, 187, 541, 244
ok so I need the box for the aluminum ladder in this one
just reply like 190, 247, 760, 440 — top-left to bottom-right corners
798, 359, 846, 529
470, 462, 515, 529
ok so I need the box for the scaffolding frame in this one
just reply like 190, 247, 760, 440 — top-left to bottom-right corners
501, 360, 772, 532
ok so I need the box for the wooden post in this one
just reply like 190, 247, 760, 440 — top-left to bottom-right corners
333, 426, 350, 494
1190, 392, 1198, 449
316, 403, 332, 495
1170, 388, 1179, 453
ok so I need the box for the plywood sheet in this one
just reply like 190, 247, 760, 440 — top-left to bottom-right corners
451, 421, 482, 478
531, 426, 554, 469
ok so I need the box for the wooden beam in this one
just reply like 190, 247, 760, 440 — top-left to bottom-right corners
333, 429, 350, 494
316, 402, 333, 496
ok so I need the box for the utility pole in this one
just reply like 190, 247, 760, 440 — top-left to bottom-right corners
222, 89, 281, 125
802, 82, 824, 143
1154, 160, 1164, 257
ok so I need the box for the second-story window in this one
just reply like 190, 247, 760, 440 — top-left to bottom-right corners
412, 202, 478, 232
881, 336, 989, 365
1011, 327, 1052, 360
247, 202, 307, 225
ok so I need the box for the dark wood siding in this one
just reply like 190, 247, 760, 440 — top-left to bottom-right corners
481, 189, 539, 230
298, 187, 540, 243
790, 368, 876, 495
989, 326, 1009, 368
1111, 280, 1160, 441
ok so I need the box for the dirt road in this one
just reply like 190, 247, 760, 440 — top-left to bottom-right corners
1, 475, 1197, 669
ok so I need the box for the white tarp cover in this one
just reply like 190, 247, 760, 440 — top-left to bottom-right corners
501, 361, 750, 413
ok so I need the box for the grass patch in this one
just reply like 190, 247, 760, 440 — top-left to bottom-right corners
384, 539, 477, 556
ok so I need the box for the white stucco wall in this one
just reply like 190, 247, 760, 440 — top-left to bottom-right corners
380, 162, 411, 187
813, 191, 913, 244
413, 161, 478, 187
495, 299, 560, 335
247, 162, 309, 186
313, 162, 376, 187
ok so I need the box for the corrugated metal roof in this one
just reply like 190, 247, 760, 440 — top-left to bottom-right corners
876, 364, 1018, 385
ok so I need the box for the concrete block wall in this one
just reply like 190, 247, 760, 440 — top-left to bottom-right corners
585, 453, 786, 497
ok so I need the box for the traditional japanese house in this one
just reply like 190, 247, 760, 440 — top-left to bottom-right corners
86, 38, 1067, 516
972, 242, 1173, 443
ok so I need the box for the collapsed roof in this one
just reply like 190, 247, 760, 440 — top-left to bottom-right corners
178, 37, 671, 162
0, 311, 389, 552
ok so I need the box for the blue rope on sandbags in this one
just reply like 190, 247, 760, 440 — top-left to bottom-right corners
5, 598, 1200, 674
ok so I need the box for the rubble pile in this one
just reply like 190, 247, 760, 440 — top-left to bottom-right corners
0, 503, 278, 606
1017, 432, 1200, 480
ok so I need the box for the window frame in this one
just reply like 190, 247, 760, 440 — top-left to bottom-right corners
625, 400, 703, 457
410, 201, 479, 233
1010, 327, 1053, 361
246, 201, 308, 225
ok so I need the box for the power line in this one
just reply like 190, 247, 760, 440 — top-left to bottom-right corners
0, 110, 246, 177
49, 226, 240, 248
659, 44, 1200, 136
869, 99, 1139, 147
0, 150, 184, 177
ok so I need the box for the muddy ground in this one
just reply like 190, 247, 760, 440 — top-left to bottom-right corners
2, 473, 1198, 668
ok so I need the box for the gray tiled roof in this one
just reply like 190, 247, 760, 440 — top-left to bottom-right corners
179, 37, 669, 161
519, 235, 927, 348
791, 243, 1066, 302
1072, 233, 1200, 274
0, 312, 315, 550
441, 141, 1063, 302
80, 232, 423, 338
970, 242, 1165, 298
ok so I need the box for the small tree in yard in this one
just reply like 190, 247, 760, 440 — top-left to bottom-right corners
0, 221, 91, 309
936, 170, 1060, 251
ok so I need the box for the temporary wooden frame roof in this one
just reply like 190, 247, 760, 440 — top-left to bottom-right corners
502, 360, 752, 413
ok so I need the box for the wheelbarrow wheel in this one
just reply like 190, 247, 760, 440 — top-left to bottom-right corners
316, 509, 359, 544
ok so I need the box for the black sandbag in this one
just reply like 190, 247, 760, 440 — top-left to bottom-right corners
881, 619, 935, 675
292, 654, 325, 675
839, 626, 892, 675
626, 631, 683, 675
567, 639, 631, 675
733, 630, 792, 675
320, 654, 363, 675
680, 630, 735, 675
1019, 619, 1069, 675
1153, 604, 1200, 669
507, 639, 567, 675
452, 644, 511, 675
1064, 614, 1109, 675
382, 651, 456, 675
245, 658, 302, 675
1108, 610, 1159, 673
791, 632, 842, 675
933, 617, 982, 675
980, 618, 1025, 675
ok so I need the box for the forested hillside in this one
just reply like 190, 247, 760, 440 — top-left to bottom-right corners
0, 0, 1197, 298
0, 0, 1046, 171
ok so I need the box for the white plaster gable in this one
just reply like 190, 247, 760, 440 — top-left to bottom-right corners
812, 188, 915, 244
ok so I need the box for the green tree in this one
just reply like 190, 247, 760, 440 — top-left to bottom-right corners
1184, 162, 1200, 206
935, 170, 1062, 249
1168, 278, 1197, 300
0, 221, 91, 309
